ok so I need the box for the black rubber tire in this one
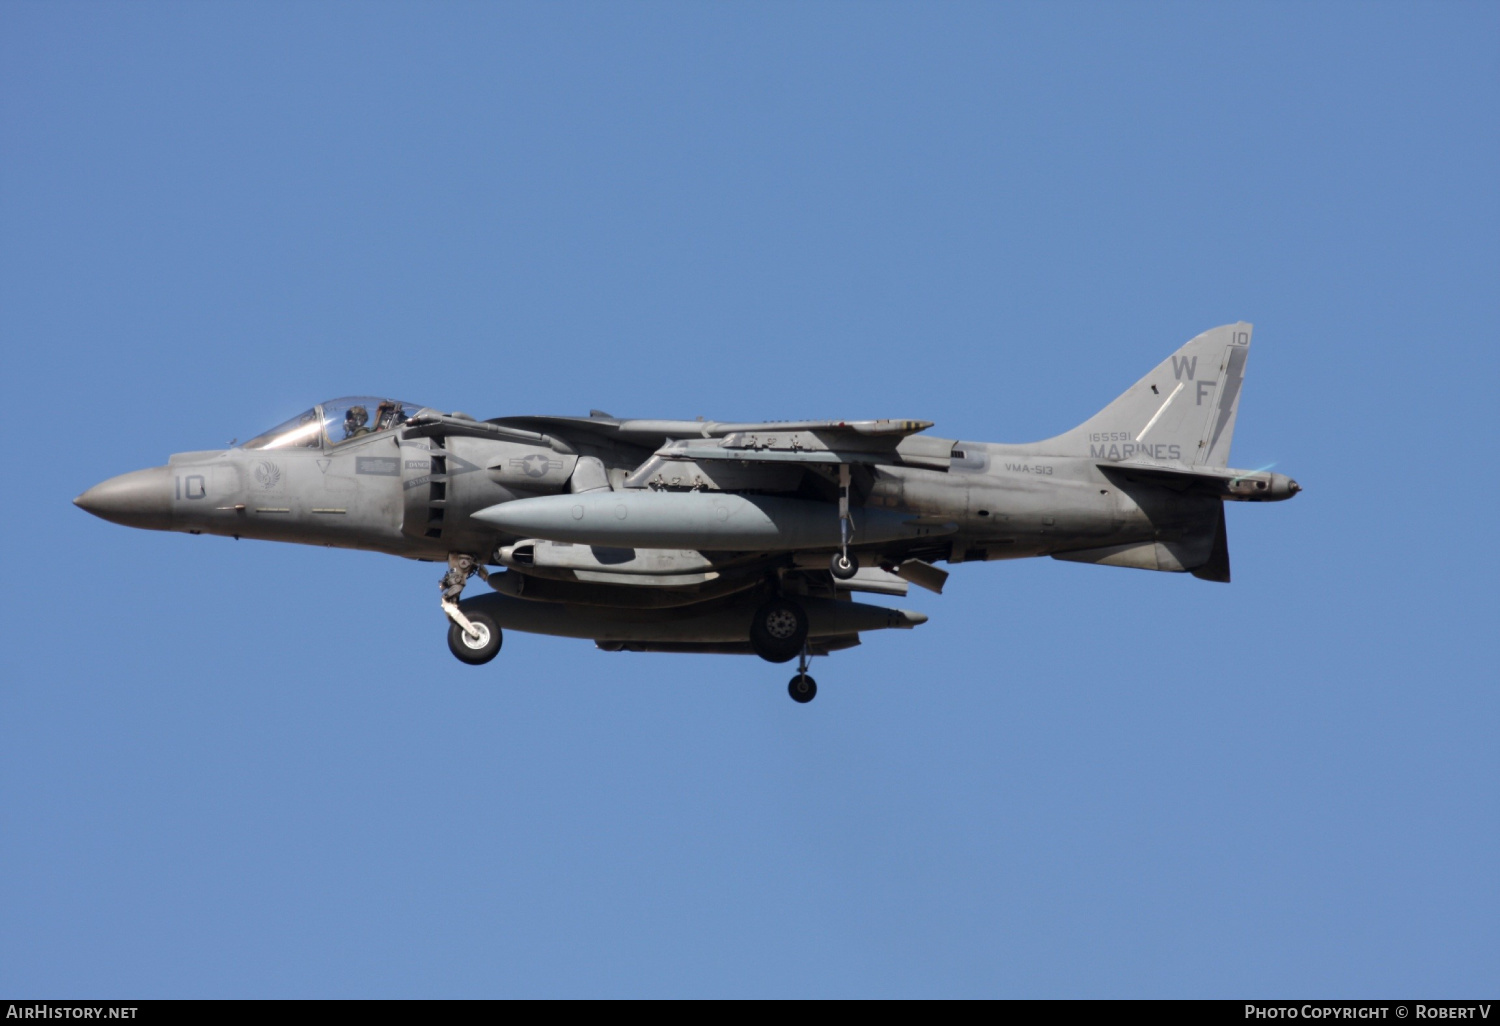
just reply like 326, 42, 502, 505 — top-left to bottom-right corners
447, 610, 502, 665
788, 674, 818, 703
750, 598, 808, 663
830, 551, 860, 580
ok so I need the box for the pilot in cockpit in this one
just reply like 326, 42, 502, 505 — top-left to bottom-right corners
343, 405, 370, 440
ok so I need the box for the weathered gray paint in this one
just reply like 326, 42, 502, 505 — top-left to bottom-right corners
75, 323, 1297, 654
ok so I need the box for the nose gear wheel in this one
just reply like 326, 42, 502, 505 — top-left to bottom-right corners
439, 553, 500, 664
447, 609, 502, 664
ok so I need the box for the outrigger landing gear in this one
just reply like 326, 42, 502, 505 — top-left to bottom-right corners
440, 553, 502, 665
787, 645, 817, 703
830, 551, 859, 579
830, 463, 859, 580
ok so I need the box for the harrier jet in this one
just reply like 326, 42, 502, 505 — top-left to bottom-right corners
75, 324, 1297, 702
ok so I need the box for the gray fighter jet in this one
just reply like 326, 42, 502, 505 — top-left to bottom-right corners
76, 323, 1297, 702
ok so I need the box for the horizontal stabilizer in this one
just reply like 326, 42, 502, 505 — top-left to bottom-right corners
1100, 463, 1301, 502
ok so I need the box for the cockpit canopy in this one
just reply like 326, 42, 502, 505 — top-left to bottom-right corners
242, 397, 428, 451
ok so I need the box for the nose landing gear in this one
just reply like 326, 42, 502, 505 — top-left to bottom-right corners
440, 553, 502, 665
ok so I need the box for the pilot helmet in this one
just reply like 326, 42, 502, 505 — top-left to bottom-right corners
345, 405, 369, 427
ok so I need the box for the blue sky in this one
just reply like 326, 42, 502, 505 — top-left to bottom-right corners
2, 1, 1496, 997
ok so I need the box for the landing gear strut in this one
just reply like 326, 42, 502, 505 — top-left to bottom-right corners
441, 553, 502, 665
787, 645, 817, 703
830, 463, 859, 580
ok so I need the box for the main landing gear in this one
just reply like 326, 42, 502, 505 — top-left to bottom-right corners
750, 597, 808, 663
441, 553, 502, 665
750, 597, 819, 704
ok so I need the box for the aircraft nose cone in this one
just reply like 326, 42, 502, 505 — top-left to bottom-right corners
74, 466, 173, 530
1288, 479, 1301, 495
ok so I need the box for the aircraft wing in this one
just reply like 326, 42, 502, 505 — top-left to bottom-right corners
621, 429, 953, 488
488, 414, 937, 448
483, 414, 953, 483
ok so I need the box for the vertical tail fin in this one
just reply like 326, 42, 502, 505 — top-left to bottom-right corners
1043, 323, 1252, 466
